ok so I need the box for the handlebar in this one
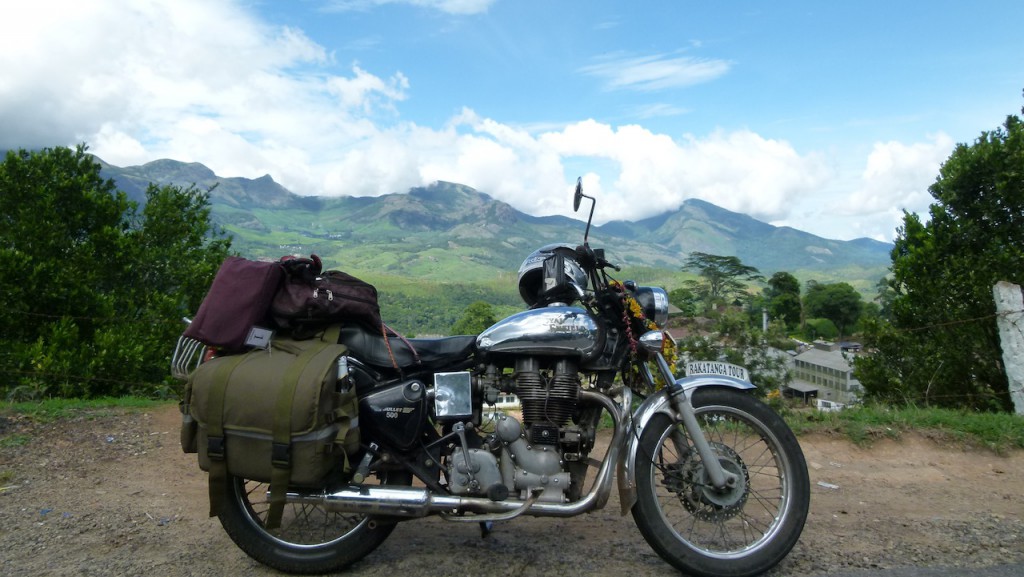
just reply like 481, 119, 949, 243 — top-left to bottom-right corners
575, 243, 620, 272
599, 255, 621, 272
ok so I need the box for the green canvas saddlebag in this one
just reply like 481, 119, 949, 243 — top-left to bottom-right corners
182, 327, 358, 527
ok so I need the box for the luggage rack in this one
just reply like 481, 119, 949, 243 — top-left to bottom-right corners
171, 318, 207, 380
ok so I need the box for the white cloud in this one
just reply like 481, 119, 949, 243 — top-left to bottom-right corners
0, 0, 408, 183
768, 134, 955, 242
579, 53, 733, 92
631, 103, 692, 119
321, 0, 495, 15
2, 1, 332, 146
846, 134, 954, 216
679, 130, 834, 221
328, 66, 410, 113
309, 115, 827, 230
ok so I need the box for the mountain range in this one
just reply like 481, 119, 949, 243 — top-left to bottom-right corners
98, 158, 892, 291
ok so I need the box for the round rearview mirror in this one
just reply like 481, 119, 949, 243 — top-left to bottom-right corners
573, 177, 583, 212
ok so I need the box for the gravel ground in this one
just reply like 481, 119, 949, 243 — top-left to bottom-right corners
0, 405, 1022, 576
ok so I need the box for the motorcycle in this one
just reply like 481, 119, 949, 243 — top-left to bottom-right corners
175, 179, 810, 577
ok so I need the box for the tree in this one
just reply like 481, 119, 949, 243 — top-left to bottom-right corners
802, 282, 863, 338
667, 287, 699, 317
764, 272, 802, 329
873, 276, 896, 321
766, 271, 801, 298
0, 145, 231, 399
127, 182, 232, 317
856, 103, 1024, 411
803, 318, 839, 341
682, 252, 763, 313
0, 146, 131, 343
450, 301, 497, 335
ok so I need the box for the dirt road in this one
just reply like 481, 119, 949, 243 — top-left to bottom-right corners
1, 405, 1022, 576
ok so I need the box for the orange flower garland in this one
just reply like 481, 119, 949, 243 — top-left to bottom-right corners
610, 281, 680, 382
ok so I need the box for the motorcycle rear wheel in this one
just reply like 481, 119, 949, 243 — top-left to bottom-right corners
632, 387, 809, 577
217, 470, 410, 574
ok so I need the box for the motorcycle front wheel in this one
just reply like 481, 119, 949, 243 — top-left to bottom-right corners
632, 387, 810, 577
217, 470, 411, 574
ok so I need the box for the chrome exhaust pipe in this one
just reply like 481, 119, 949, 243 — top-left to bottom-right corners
290, 391, 628, 519
290, 485, 464, 518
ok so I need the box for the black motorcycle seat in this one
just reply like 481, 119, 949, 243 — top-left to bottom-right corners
337, 325, 477, 371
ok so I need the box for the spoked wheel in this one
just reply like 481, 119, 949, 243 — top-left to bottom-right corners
217, 470, 411, 574
632, 387, 810, 577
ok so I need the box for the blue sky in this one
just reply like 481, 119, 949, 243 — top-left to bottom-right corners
2, 0, 1022, 241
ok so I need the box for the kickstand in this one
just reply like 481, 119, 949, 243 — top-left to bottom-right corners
479, 521, 493, 538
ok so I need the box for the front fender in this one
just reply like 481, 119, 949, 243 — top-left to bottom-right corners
617, 375, 756, 515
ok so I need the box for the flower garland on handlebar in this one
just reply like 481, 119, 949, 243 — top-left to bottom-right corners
609, 279, 679, 389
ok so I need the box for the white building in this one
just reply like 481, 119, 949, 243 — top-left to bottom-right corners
786, 341, 863, 406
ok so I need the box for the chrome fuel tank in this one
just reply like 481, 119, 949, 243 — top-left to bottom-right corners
476, 306, 602, 358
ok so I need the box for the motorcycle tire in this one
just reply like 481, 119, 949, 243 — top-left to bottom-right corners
217, 470, 411, 574
631, 387, 810, 577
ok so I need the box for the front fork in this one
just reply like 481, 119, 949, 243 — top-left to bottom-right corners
652, 353, 739, 491
617, 352, 754, 514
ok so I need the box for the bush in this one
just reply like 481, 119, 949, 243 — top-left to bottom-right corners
0, 145, 231, 399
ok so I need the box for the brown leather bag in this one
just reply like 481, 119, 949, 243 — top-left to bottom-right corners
183, 257, 283, 351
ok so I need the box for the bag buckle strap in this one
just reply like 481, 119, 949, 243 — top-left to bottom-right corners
207, 436, 225, 461
271, 442, 291, 469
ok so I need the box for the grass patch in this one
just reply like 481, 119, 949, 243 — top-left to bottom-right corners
2, 396, 169, 423
0, 434, 31, 448
783, 403, 1024, 453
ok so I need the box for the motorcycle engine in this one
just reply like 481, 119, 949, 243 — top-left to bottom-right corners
446, 357, 589, 503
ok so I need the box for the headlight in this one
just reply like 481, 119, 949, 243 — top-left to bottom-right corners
634, 286, 669, 327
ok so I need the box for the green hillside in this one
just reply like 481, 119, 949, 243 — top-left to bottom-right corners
98, 158, 893, 333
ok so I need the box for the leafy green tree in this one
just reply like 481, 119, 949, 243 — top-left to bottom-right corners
857, 301, 882, 331
0, 145, 230, 399
0, 146, 131, 343
873, 276, 896, 321
803, 318, 839, 341
682, 252, 763, 313
100, 182, 232, 393
802, 282, 863, 338
125, 182, 232, 320
667, 287, 699, 317
856, 103, 1024, 411
764, 272, 802, 329
450, 301, 497, 335
766, 271, 801, 297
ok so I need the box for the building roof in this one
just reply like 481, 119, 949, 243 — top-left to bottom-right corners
794, 347, 853, 372
785, 381, 819, 393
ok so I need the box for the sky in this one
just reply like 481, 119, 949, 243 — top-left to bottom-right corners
2, 0, 1022, 242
